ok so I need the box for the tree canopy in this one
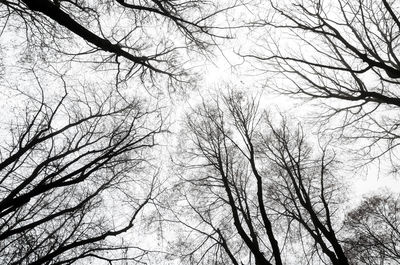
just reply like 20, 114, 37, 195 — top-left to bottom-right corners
0, 0, 400, 265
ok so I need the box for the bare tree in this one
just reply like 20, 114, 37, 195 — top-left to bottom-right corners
0, 0, 235, 88
243, 0, 400, 166
0, 1, 245, 264
0, 71, 163, 265
343, 191, 400, 265
166, 90, 350, 265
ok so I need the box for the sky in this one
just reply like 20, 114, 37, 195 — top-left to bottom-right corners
1, 1, 400, 264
